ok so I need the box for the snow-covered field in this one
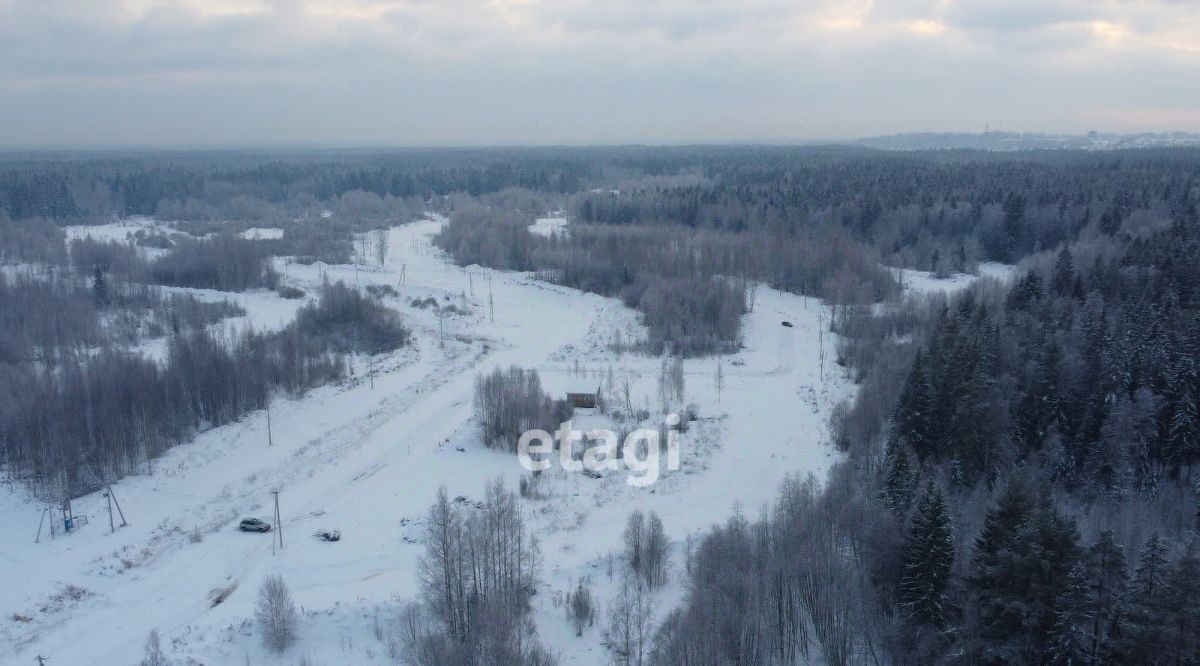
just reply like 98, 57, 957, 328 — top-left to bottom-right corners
62, 217, 163, 244
1, 218, 854, 665
892, 261, 1016, 295
528, 216, 568, 238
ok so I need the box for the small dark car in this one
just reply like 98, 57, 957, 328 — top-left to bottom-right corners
238, 518, 272, 533
781, 321, 794, 328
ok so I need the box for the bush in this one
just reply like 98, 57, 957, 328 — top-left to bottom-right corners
293, 281, 410, 354
134, 230, 175, 250
277, 285, 306, 299
365, 283, 398, 299
262, 221, 354, 265
566, 582, 597, 637
147, 235, 277, 292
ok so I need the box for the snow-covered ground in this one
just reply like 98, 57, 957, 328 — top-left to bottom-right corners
891, 261, 1016, 295
62, 217, 163, 244
240, 228, 285, 241
528, 216, 568, 238
0, 217, 853, 665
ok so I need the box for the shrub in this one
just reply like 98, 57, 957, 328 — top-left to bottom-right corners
293, 281, 410, 354
277, 285, 306, 299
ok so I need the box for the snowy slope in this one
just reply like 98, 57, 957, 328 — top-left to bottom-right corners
0, 218, 854, 665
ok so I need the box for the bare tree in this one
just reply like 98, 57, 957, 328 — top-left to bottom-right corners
604, 576, 654, 666
412, 482, 554, 665
256, 574, 298, 653
623, 511, 646, 577
566, 581, 597, 637
140, 629, 170, 666
376, 228, 389, 267
642, 512, 669, 589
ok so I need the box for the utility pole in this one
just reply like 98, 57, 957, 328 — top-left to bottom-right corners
818, 311, 825, 383
106, 489, 114, 533
438, 307, 445, 349
271, 490, 282, 554
488, 275, 495, 323
34, 505, 48, 544
35, 655, 48, 665
106, 484, 127, 529
266, 403, 274, 447
715, 360, 724, 404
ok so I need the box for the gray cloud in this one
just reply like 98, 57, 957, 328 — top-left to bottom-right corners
0, 0, 1197, 145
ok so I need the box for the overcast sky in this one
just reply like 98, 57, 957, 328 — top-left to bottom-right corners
1, 0, 1198, 147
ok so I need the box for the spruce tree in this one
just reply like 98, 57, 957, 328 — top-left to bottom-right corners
1051, 246, 1075, 296
1047, 562, 1091, 666
1118, 532, 1170, 661
1001, 192, 1026, 261
893, 350, 935, 459
1166, 383, 1198, 477
882, 441, 917, 515
899, 484, 956, 629
971, 476, 1034, 566
965, 483, 1081, 663
1014, 342, 1062, 454
1159, 543, 1200, 663
1085, 530, 1128, 661
92, 265, 108, 309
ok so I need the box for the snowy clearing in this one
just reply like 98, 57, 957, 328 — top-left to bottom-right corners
528, 216, 569, 238
892, 261, 1017, 296
240, 228, 286, 241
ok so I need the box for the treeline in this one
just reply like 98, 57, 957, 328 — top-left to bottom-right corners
8, 148, 1199, 279
657, 209, 1200, 663
0, 270, 243, 365
401, 481, 556, 666
652, 474, 882, 665
0, 214, 67, 264
1, 280, 409, 498
70, 234, 279, 292
573, 146, 1200, 271
437, 211, 750, 355
437, 207, 893, 354
0, 149, 595, 223
1, 328, 342, 499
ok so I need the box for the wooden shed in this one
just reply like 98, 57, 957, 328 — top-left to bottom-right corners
566, 388, 600, 409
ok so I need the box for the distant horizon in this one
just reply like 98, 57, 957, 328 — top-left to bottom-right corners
3, 129, 1200, 153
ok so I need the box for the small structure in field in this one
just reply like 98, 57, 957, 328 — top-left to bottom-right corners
566, 387, 600, 409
